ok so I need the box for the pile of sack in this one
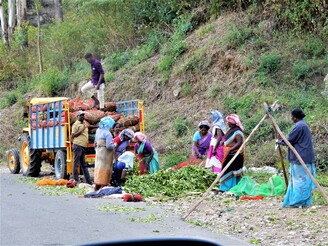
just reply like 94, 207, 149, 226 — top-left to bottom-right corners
30, 98, 140, 133
69, 98, 140, 134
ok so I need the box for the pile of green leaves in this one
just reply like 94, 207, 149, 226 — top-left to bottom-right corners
124, 165, 216, 198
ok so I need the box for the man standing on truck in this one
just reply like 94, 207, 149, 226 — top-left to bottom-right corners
71, 111, 92, 185
81, 53, 106, 110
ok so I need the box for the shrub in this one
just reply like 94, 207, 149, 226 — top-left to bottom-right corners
173, 117, 192, 137
106, 51, 132, 71
157, 15, 190, 72
305, 39, 325, 58
221, 24, 252, 49
34, 67, 69, 96
257, 52, 282, 74
0, 91, 20, 109
292, 59, 321, 80
128, 32, 164, 67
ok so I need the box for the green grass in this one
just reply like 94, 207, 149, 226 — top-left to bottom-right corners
130, 213, 161, 223
35, 186, 88, 196
99, 204, 146, 213
198, 23, 216, 37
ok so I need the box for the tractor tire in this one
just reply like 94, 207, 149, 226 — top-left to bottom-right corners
20, 134, 42, 177
55, 150, 68, 179
7, 148, 20, 174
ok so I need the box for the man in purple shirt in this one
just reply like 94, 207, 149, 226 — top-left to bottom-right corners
81, 53, 106, 109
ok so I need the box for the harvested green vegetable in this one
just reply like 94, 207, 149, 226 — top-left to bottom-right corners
124, 165, 216, 198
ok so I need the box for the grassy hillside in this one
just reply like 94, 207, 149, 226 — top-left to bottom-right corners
0, 0, 327, 170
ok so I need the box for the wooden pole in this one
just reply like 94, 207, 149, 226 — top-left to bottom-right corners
183, 114, 268, 220
268, 114, 288, 188
267, 113, 328, 205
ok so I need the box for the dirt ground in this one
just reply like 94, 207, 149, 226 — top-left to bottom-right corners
156, 192, 328, 246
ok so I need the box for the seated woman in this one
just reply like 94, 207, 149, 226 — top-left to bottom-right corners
206, 110, 226, 173
170, 120, 212, 170
94, 116, 116, 191
219, 114, 245, 192
133, 132, 160, 175
191, 120, 212, 165
111, 129, 135, 186
111, 146, 135, 186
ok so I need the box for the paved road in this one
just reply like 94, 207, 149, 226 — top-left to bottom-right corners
0, 170, 249, 246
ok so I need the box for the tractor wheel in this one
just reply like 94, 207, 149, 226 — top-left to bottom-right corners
7, 148, 20, 174
55, 150, 68, 179
20, 134, 42, 177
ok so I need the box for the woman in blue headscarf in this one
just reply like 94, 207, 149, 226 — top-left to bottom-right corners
205, 110, 226, 173
94, 116, 116, 190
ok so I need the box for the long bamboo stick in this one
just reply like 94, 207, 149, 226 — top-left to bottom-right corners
183, 114, 268, 220
267, 113, 328, 205
268, 115, 288, 187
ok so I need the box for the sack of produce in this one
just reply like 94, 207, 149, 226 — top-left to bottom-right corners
103, 102, 117, 112
105, 112, 122, 122
118, 115, 139, 127
84, 110, 106, 124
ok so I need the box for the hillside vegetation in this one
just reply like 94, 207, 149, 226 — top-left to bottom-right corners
0, 0, 327, 170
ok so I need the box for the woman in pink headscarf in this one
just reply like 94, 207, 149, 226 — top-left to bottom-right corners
133, 132, 160, 175
219, 114, 245, 192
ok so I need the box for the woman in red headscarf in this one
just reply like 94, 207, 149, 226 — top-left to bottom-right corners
219, 114, 245, 191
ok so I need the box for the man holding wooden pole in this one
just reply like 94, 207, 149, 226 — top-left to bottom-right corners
277, 108, 316, 208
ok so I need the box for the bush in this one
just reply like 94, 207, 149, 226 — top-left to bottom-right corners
106, 51, 132, 71
0, 91, 20, 109
292, 59, 321, 80
305, 39, 325, 58
257, 52, 282, 74
221, 24, 252, 49
34, 67, 69, 96
247, 140, 280, 167
129, 32, 164, 67
157, 15, 191, 72
173, 117, 192, 137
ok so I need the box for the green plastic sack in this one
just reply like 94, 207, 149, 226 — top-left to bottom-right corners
229, 175, 286, 197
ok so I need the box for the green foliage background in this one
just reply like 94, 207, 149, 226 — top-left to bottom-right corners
0, 0, 327, 169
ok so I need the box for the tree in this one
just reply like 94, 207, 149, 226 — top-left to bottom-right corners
8, 0, 16, 40
54, 0, 63, 23
16, 0, 28, 48
35, 0, 43, 73
16, 0, 27, 27
0, 0, 9, 45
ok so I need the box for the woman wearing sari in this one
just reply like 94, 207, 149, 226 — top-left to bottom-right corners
191, 120, 212, 165
111, 129, 135, 185
278, 109, 316, 208
219, 114, 245, 191
170, 120, 212, 170
205, 111, 226, 173
133, 132, 160, 175
94, 116, 116, 190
